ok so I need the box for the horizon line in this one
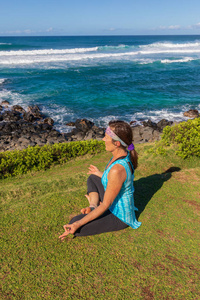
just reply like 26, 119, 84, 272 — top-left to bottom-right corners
1, 34, 200, 38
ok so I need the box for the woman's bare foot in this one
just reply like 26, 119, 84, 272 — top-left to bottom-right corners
80, 207, 92, 214
80, 194, 92, 214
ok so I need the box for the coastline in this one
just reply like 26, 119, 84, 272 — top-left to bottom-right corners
0, 101, 199, 152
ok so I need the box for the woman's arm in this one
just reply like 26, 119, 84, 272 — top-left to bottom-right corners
59, 164, 126, 240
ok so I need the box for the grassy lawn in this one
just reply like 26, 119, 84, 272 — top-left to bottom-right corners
1, 143, 200, 299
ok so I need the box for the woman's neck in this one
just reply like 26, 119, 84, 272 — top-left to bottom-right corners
112, 148, 127, 160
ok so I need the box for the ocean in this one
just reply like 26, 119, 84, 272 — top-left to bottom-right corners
0, 35, 200, 132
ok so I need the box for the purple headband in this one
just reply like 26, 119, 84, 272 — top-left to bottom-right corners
105, 127, 135, 151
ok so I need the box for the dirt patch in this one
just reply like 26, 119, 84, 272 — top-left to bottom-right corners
173, 169, 200, 184
165, 255, 185, 269
156, 229, 165, 236
141, 286, 154, 300
132, 261, 143, 271
153, 262, 171, 274
184, 200, 200, 212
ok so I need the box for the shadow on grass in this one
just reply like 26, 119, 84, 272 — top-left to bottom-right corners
134, 167, 181, 219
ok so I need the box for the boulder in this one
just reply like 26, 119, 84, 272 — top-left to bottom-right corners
11, 105, 25, 114
43, 117, 54, 126
18, 137, 31, 146
92, 125, 105, 135
157, 119, 173, 131
2, 111, 21, 122
2, 123, 12, 134
0, 103, 69, 151
74, 119, 94, 132
41, 123, 53, 131
66, 121, 75, 126
142, 119, 157, 130
132, 126, 143, 144
27, 105, 43, 119
132, 125, 161, 143
142, 127, 154, 142
1, 100, 10, 106
84, 129, 96, 140
23, 112, 35, 122
47, 129, 61, 137
183, 109, 199, 118
70, 130, 85, 141
130, 120, 136, 126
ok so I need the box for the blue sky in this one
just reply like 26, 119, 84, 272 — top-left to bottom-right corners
0, 0, 200, 36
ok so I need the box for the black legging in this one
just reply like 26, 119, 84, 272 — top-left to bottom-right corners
69, 174, 128, 236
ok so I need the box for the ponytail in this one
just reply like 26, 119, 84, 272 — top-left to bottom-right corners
130, 149, 138, 170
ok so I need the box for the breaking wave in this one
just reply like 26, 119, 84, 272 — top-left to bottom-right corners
0, 40, 200, 66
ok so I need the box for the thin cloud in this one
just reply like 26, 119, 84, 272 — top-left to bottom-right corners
46, 27, 54, 32
168, 25, 181, 30
158, 25, 181, 30
0, 28, 55, 35
192, 22, 200, 29
157, 22, 200, 31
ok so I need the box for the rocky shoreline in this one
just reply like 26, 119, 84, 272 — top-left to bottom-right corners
0, 101, 199, 152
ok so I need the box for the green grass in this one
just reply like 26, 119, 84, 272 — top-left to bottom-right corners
1, 144, 200, 299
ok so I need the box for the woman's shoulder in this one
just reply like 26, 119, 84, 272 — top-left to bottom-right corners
108, 163, 127, 182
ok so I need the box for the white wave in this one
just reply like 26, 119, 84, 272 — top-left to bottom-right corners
0, 78, 6, 84
140, 41, 200, 49
138, 59, 156, 64
88, 105, 200, 130
161, 57, 195, 64
0, 89, 33, 108
4, 52, 200, 67
140, 49, 200, 55
1, 39, 200, 67
0, 51, 138, 65
0, 47, 99, 57
99, 44, 128, 51
138, 41, 200, 56
131, 106, 200, 124
1, 48, 200, 67
0, 43, 12, 45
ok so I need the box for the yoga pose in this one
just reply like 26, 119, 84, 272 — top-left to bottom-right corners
59, 120, 141, 240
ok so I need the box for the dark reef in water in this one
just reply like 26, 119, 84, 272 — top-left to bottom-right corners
0, 101, 199, 152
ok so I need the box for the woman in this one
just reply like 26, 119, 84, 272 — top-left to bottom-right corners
59, 120, 141, 240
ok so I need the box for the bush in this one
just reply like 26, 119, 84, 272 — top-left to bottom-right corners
0, 140, 105, 179
161, 118, 200, 158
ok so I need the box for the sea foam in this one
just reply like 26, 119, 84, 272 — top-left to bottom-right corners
0, 78, 6, 85
0, 40, 200, 67
161, 57, 195, 64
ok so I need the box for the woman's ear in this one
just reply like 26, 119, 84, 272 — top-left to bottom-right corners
115, 140, 121, 147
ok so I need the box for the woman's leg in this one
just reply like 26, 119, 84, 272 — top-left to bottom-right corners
81, 175, 105, 213
69, 210, 128, 237
87, 175, 105, 202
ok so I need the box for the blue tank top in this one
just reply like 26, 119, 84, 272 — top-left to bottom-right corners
101, 152, 141, 229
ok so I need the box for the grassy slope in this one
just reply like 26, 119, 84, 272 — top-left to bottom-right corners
1, 144, 200, 300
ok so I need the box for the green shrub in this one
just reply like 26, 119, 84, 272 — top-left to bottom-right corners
161, 118, 200, 158
0, 140, 105, 179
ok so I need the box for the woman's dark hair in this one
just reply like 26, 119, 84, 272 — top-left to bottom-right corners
109, 120, 138, 170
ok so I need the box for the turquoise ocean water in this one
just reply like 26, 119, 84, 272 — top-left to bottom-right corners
0, 35, 200, 132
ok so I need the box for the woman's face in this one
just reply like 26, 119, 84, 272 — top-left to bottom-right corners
102, 132, 116, 152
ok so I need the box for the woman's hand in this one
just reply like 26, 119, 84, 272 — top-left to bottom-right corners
88, 165, 103, 177
59, 222, 80, 241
